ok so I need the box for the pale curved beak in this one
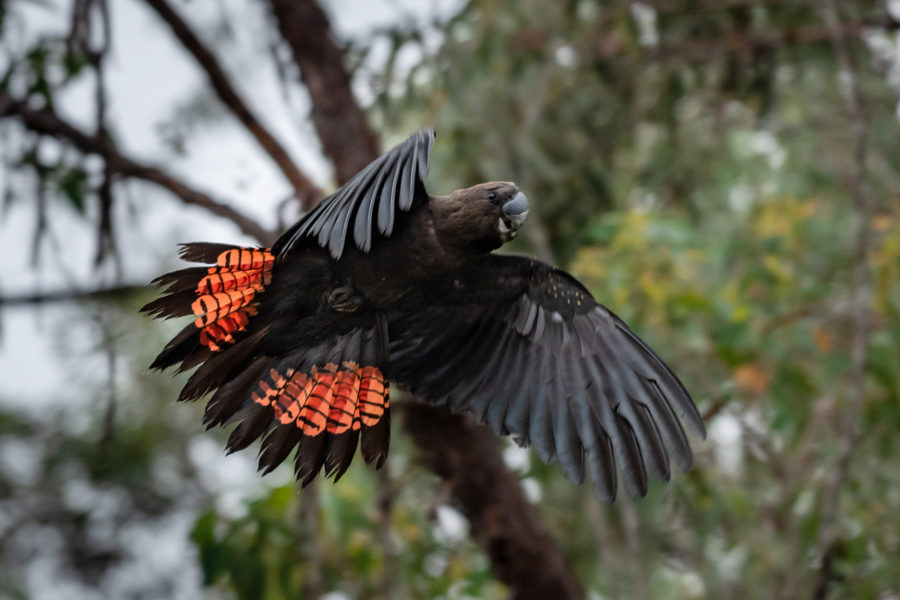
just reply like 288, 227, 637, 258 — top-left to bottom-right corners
502, 191, 529, 229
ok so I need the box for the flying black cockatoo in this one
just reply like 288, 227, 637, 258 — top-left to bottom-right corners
143, 129, 705, 500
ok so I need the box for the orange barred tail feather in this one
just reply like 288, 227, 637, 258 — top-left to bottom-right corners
182, 310, 391, 484
246, 361, 390, 481
250, 362, 389, 436
142, 244, 274, 370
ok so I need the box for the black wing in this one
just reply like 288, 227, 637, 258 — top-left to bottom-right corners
273, 129, 435, 259
387, 254, 705, 501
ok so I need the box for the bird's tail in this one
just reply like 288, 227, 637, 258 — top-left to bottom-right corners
142, 243, 275, 371
143, 243, 391, 482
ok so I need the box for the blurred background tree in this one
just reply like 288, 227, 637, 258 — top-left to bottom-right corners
1, 0, 899, 598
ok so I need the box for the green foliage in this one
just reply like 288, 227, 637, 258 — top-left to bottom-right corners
57, 166, 89, 213
191, 486, 303, 600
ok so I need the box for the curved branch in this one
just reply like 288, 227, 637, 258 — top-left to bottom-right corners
267, 0, 380, 183
1, 92, 274, 244
143, 0, 322, 211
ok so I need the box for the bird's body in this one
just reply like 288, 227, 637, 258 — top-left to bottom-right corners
144, 130, 704, 500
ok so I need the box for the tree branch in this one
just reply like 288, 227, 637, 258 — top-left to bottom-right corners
0, 283, 145, 306
1, 92, 274, 244
267, 0, 380, 183
401, 404, 584, 600
143, 0, 322, 210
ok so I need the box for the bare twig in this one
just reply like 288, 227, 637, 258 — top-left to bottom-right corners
143, 0, 322, 210
89, 0, 117, 267
812, 2, 873, 599
1, 92, 274, 244
0, 283, 146, 306
27, 143, 49, 266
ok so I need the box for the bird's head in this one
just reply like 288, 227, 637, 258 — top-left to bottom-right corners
431, 182, 529, 253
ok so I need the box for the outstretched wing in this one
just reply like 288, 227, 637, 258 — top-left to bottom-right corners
273, 129, 435, 259
387, 254, 705, 501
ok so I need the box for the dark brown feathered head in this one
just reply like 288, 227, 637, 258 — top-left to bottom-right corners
431, 181, 529, 254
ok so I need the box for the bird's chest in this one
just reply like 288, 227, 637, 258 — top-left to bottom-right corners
337, 220, 462, 309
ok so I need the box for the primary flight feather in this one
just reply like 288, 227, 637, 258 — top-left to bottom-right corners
143, 129, 705, 500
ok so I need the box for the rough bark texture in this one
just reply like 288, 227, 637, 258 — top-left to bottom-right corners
402, 403, 585, 600
267, 0, 380, 183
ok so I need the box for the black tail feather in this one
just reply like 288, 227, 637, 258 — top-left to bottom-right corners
141, 289, 197, 319
258, 424, 304, 475
149, 323, 201, 371
295, 433, 328, 487
178, 242, 237, 263
324, 431, 360, 482
179, 329, 267, 402
361, 410, 390, 469
203, 357, 271, 427
225, 404, 274, 454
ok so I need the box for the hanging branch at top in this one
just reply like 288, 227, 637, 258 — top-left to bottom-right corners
143, 0, 323, 210
267, 0, 380, 183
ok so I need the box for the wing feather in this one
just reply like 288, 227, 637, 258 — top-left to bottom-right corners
550, 369, 585, 485
354, 151, 395, 251
571, 390, 617, 501
378, 152, 404, 236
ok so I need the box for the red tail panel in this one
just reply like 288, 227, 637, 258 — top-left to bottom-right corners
187, 247, 274, 352
251, 362, 389, 437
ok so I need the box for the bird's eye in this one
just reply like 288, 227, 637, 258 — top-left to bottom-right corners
488, 192, 497, 201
